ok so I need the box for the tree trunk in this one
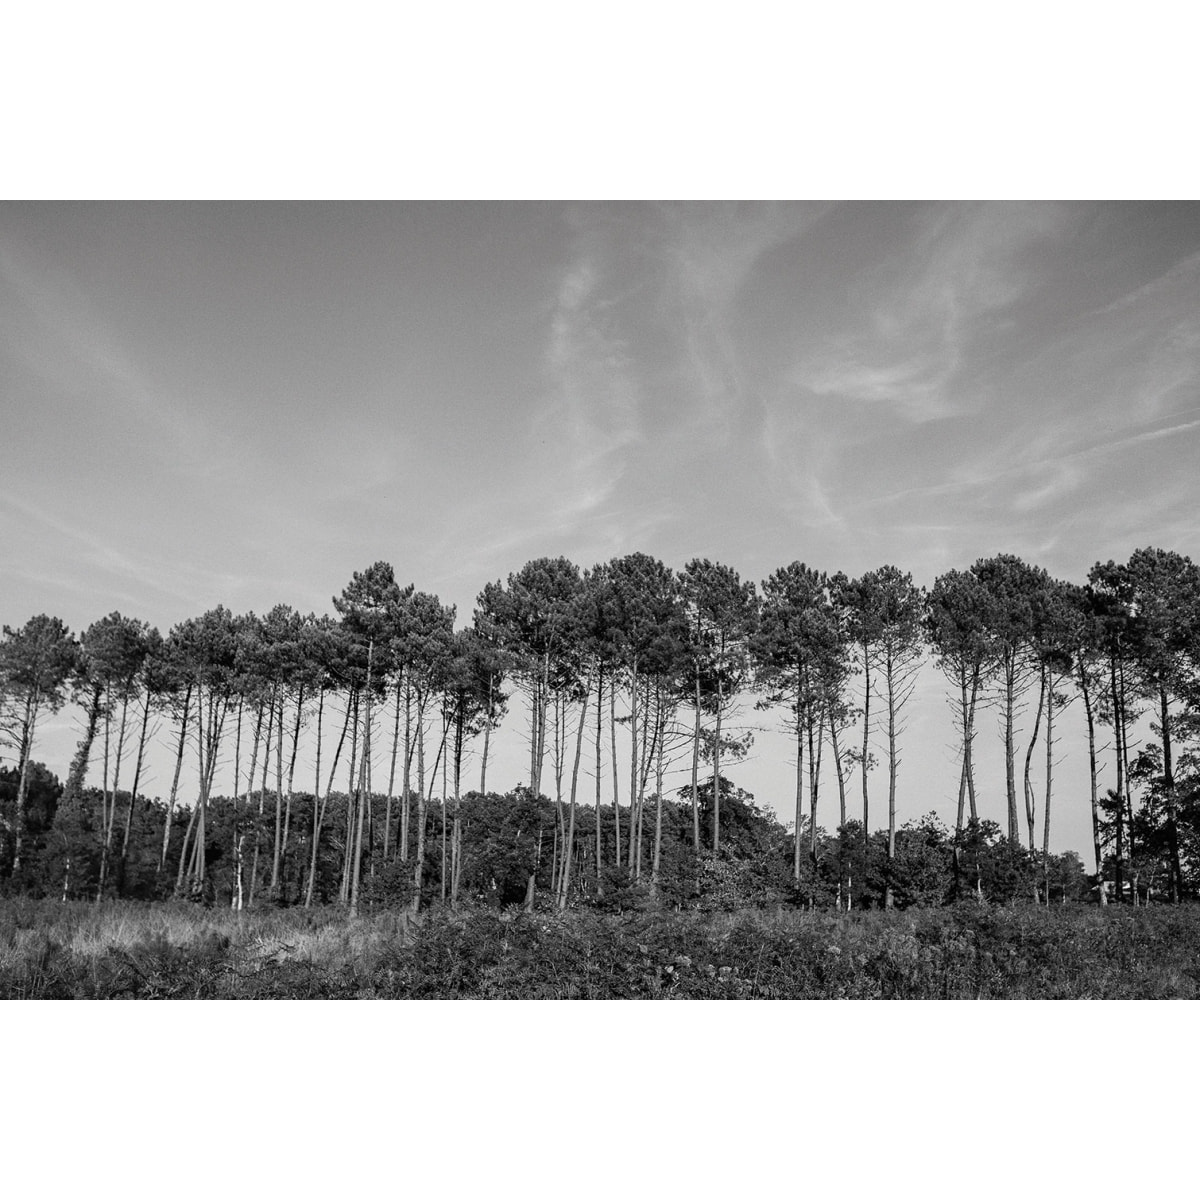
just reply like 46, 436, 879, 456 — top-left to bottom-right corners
1078, 660, 1104, 903
691, 666, 702, 853
885, 649, 898, 910
1042, 675, 1055, 904
1023, 663, 1046, 853
610, 680, 621, 867
712, 645, 723, 855
385, 677, 402, 861
861, 647, 872, 855
350, 643, 374, 918
304, 690, 326, 908
159, 683, 193, 874
560, 677, 590, 908
1004, 657, 1019, 845
480, 671, 492, 795
793, 690, 804, 882
401, 680, 413, 861
1160, 685, 1184, 902
118, 690, 153, 892
10, 690, 39, 877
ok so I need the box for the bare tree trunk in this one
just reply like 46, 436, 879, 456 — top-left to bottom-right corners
480, 672, 492, 795
809, 702, 824, 866
712, 648, 723, 855
610, 681, 621, 868
401, 681, 413, 861
1160, 685, 1184, 902
271, 687, 286, 895
1042, 676, 1055, 903
861, 649, 872, 856
829, 711, 848, 906
385, 677, 402, 861
10, 690, 39, 877
594, 666, 604, 894
97, 690, 131, 899
118, 690, 153, 892
1110, 652, 1126, 901
282, 684, 304, 898
1078, 661, 1104, 903
350, 643, 374, 918
304, 690, 326, 908
651, 681, 665, 897
1004, 659, 1019, 845
793, 690, 804, 882
691, 666, 702, 852
249, 689, 277, 907
1023, 663, 1046, 854
885, 649, 898, 910
159, 683, 193, 874
559, 678, 590, 908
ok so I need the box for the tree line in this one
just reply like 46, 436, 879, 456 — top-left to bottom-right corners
3, 547, 1200, 910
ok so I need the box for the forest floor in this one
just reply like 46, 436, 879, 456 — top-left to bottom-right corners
3, 898, 1199, 998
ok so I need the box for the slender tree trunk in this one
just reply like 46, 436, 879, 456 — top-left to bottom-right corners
1004, 657, 1019, 845
829, 711, 848, 905
271, 686, 286, 894
1043, 675, 1055, 903
651, 681, 666, 896
965, 667, 979, 822
385, 677, 402, 861
56, 684, 103, 883
1110, 652, 1125, 902
401, 681, 414, 862
350, 643, 374, 917
10, 691, 39, 877
594, 665, 604, 894
340, 690, 361, 904
282, 684, 304, 897
304, 690, 326, 908
691, 666, 702, 853
627, 659, 640, 872
809, 702, 824, 865
885, 650, 898, 909
250, 689, 277, 907
97, 690, 131, 898
861, 647, 872, 856
480, 672, 492, 795
560, 676, 590, 908
794, 690, 804, 882
159, 683, 193, 874
712, 646, 723, 855
1117, 655, 1135, 863
610, 681, 621, 867
1160, 686, 1184, 902
118, 690, 153, 892
1078, 661, 1104, 903
1024, 663, 1046, 853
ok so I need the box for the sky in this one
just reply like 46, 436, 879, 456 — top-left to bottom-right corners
4, 200, 1200, 859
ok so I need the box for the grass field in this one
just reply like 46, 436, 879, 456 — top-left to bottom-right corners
3, 899, 1199, 998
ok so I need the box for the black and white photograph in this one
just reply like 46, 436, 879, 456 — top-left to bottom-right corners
5, 197, 1200, 1000
3, 6, 1197, 1196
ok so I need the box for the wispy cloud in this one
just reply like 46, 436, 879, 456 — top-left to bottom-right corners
789, 202, 1071, 424
0, 240, 218, 470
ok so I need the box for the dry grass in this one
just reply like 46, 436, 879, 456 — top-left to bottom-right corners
3, 898, 1199, 999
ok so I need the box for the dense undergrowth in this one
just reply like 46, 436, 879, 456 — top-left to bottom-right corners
4, 899, 1200, 999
